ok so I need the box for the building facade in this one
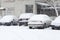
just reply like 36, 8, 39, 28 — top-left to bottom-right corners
0, 0, 49, 17
0, 0, 60, 17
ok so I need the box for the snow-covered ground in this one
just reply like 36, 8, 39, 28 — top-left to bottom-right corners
0, 26, 60, 40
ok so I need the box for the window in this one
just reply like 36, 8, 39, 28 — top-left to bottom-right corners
5, 7, 15, 15
25, 5, 33, 13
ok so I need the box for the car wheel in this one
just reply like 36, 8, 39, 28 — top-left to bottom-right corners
43, 23, 46, 28
29, 27, 32, 29
52, 27, 55, 29
19, 23, 22, 26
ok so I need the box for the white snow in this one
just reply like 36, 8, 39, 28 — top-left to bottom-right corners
41, 7, 60, 9
29, 14, 51, 21
0, 26, 60, 40
36, 2, 49, 6
19, 13, 34, 19
0, 15, 17, 23
51, 16, 60, 26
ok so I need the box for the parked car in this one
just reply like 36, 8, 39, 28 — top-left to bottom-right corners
28, 14, 52, 29
0, 15, 18, 26
51, 16, 60, 30
18, 13, 34, 26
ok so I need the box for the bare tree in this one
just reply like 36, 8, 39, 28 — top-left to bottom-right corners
46, 0, 59, 16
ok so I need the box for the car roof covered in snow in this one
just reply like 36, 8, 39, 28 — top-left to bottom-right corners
0, 15, 17, 23
19, 13, 34, 19
29, 14, 51, 21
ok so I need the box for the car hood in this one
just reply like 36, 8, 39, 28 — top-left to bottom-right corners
51, 20, 60, 26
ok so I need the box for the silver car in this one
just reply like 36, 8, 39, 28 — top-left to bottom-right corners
28, 14, 52, 29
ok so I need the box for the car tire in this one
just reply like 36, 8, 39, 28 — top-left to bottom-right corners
43, 23, 46, 28
29, 27, 32, 29
19, 23, 22, 26
52, 27, 55, 29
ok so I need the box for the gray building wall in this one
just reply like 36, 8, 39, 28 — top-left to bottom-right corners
1, 0, 36, 17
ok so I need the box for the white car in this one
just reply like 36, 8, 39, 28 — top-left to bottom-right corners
18, 13, 34, 26
28, 14, 52, 29
51, 16, 60, 30
0, 15, 18, 26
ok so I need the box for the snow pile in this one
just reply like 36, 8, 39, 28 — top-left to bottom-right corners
0, 15, 17, 23
19, 13, 34, 19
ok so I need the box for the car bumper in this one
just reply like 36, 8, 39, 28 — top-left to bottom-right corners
51, 25, 60, 29
28, 24, 44, 28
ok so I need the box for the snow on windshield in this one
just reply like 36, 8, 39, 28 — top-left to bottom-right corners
29, 14, 50, 21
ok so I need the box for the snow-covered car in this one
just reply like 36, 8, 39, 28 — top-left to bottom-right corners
28, 14, 52, 29
51, 16, 60, 30
18, 13, 34, 26
0, 15, 18, 26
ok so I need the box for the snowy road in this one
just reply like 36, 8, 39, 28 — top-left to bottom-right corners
0, 26, 60, 40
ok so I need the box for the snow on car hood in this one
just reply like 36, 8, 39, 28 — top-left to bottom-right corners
51, 20, 60, 26
19, 13, 34, 19
51, 16, 60, 26
0, 15, 17, 23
